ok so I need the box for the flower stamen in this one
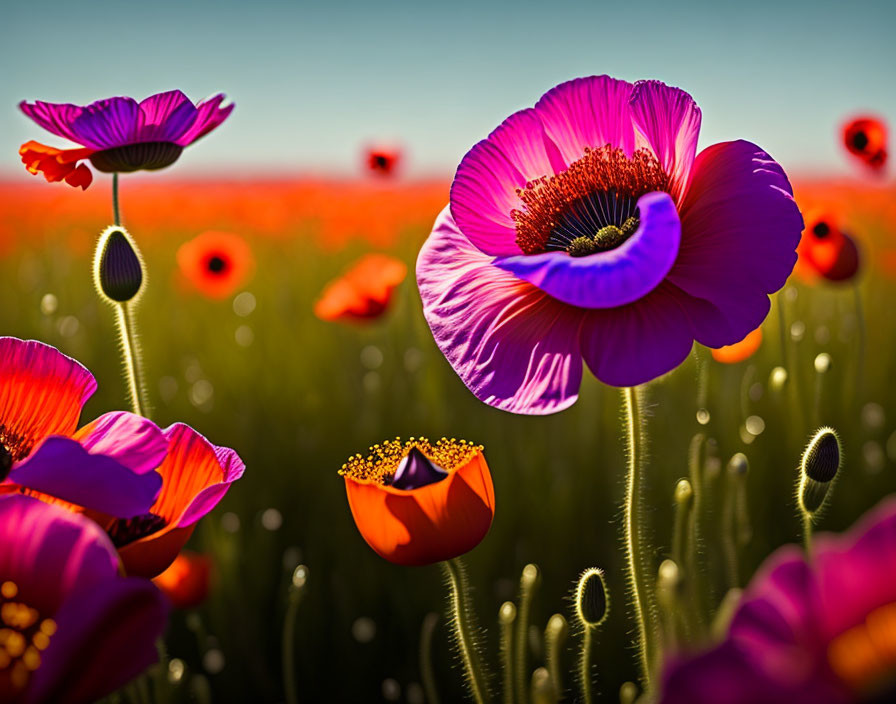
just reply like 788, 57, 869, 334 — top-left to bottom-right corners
339, 437, 482, 485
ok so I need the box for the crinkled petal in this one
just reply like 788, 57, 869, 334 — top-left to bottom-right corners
579, 281, 696, 387
28, 577, 168, 704
176, 93, 234, 146
19, 141, 94, 190
494, 191, 680, 308
18, 101, 87, 146
137, 89, 199, 142
629, 80, 702, 200
417, 206, 584, 414
533, 75, 637, 163
0, 337, 96, 456
667, 140, 802, 347
69, 97, 142, 149
8, 437, 162, 518
72, 411, 168, 475
450, 108, 564, 256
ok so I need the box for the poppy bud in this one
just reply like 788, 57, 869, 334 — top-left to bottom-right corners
575, 568, 608, 628
799, 427, 842, 515
94, 226, 144, 303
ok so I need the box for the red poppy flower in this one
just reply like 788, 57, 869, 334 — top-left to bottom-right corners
364, 145, 402, 177
314, 254, 407, 322
152, 551, 213, 609
177, 231, 254, 299
340, 437, 494, 566
798, 211, 861, 283
842, 116, 888, 172
710, 326, 762, 364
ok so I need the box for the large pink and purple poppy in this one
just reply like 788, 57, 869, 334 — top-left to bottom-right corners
18, 90, 233, 189
417, 76, 803, 414
660, 496, 896, 704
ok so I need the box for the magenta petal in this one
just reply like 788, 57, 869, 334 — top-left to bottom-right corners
177, 441, 246, 527
28, 577, 168, 704
450, 108, 564, 256
0, 495, 119, 613
9, 437, 162, 517
579, 281, 696, 387
629, 80, 702, 200
533, 75, 637, 163
19, 100, 87, 146
74, 411, 168, 475
493, 191, 680, 309
417, 206, 584, 415
68, 96, 142, 149
176, 93, 234, 146
668, 140, 803, 347
137, 89, 199, 142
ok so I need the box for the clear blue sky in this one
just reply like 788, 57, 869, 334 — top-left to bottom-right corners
2, 0, 894, 178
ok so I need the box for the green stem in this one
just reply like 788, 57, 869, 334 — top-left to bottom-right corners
113, 172, 121, 226
282, 580, 306, 704
442, 558, 490, 704
721, 473, 739, 589
514, 564, 538, 704
686, 434, 709, 633
116, 303, 147, 417
802, 513, 814, 559
622, 386, 658, 690
578, 628, 594, 704
498, 604, 515, 704
420, 612, 441, 704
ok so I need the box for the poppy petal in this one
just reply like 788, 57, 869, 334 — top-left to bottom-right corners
493, 191, 680, 309
18, 101, 87, 146
176, 93, 234, 146
19, 141, 95, 189
0, 338, 96, 461
417, 206, 583, 414
66, 96, 142, 150
138, 89, 199, 143
72, 411, 168, 475
667, 140, 802, 348
8, 436, 162, 518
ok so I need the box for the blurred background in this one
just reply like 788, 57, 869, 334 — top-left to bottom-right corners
2, 1, 896, 702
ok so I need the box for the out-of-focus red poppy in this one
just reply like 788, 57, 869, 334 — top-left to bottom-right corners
340, 437, 494, 566
842, 116, 888, 172
797, 210, 861, 283
364, 145, 402, 177
177, 231, 254, 299
152, 551, 213, 609
710, 326, 762, 364
314, 253, 407, 322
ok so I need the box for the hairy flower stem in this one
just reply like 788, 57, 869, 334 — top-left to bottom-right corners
686, 435, 709, 634
116, 303, 148, 417
282, 567, 308, 704
622, 386, 659, 691
420, 612, 441, 704
113, 172, 121, 226
802, 513, 815, 559
579, 628, 595, 704
498, 604, 516, 704
442, 558, 490, 704
515, 564, 539, 704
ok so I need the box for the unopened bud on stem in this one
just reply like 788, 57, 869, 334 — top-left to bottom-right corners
94, 226, 144, 303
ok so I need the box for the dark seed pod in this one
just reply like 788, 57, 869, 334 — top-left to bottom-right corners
574, 568, 608, 628
799, 427, 842, 515
94, 226, 144, 303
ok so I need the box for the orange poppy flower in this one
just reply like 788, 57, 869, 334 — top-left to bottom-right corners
365, 145, 402, 177
114, 423, 245, 578
710, 326, 762, 364
798, 211, 861, 283
340, 437, 495, 566
177, 231, 254, 299
19, 141, 93, 190
314, 253, 407, 322
152, 551, 213, 609
842, 116, 888, 172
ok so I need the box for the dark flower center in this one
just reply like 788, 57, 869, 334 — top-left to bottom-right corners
373, 155, 389, 169
206, 255, 229, 275
0, 425, 33, 477
90, 141, 184, 173
812, 221, 831, 238
107, 512, 167, 547
852, 130, 869, 152
511, 146, 670, 257
387, 447, 449, 490
0, 580, 56, 695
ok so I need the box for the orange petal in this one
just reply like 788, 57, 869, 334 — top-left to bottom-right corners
152, 551, 212, 609
19, 141, 94, 190
711, 327, 763, 364
314, 253, 407, 322
344, 451, 494, 566
176, 231, 254, 299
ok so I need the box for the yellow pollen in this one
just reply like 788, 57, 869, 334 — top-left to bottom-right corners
39, 619, 57, 637
0, 582, 16, 599
339, 436, 483, 484
0, 585, 54, 691
828, 601, 896, 693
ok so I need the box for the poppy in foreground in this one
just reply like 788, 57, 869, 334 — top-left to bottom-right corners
177, 231, 254, 299
18, 90, 233, 190
798, 211, 861, 283
842, 116, 888, 173
340, 437, 494, 566
152, 551, 213, 609
710, 327, 762, 364
0, 495, 167, 703
660, 496, 896, 704
365, 145, 402, 177
314, 253, 407, 322
417, 75, 803, 414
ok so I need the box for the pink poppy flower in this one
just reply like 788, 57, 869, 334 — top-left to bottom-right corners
0, 494, 168, 703
417, 76, 803, 414
18, 90, 234, 190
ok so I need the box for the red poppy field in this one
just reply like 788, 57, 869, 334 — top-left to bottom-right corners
1, 163, 896, 702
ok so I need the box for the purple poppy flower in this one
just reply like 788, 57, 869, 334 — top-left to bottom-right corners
660, 496, 896, 704
18, 90, 234, 189
416, 76, 803, 414
0, 494, 168, 703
